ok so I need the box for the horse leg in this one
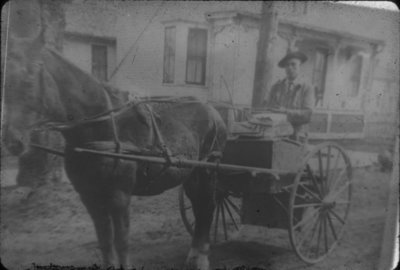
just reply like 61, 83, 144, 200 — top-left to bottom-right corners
184, 170, 217, 270
110, 189, 131, 269
80, 192, 116, 267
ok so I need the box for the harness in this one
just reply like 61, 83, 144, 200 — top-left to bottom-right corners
32, 96, 199, 132
30, 95, 220, 171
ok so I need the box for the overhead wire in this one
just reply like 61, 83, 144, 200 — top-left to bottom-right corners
108, 1, 166, 81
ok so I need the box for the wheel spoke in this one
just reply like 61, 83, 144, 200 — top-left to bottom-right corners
327, 181, 351, 202
296, 212, 319, 250
293, 203, 323, 208
316, 214, 323, 258
295, 193, 313, 201
214, 203, 220, 243
326, 212, 338, 241
325, 146, 332, 193
335, 200, 350, 205
295, 215, 315, 247
289, 144, 352, 261
306, 164, 323, 197
328, 169, 347, 195
306, 214, 320, 258
293, 208, 320, 231
328, 149, 341, 189
180, 184, 243, 244
323, 214, 329, 253
220, 200, 228, 241
328, 208, 345, 225
223, 199, 239, 231
318, 150, 324, 184
298, 183, 322, 202
225, 197, 241, 216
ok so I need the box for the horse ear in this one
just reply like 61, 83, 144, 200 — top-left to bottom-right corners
27, 28, 45, 57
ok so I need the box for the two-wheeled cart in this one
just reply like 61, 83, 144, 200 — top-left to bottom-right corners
179, 111, 353, 264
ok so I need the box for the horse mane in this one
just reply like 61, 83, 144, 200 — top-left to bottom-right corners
43, 48, 128, 107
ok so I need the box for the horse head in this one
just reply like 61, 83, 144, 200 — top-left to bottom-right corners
2, 31, 46, 156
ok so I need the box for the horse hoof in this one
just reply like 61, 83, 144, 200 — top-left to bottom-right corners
185, 256, 210, 270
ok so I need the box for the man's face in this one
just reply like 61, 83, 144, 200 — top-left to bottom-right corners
285, 58, 302, 80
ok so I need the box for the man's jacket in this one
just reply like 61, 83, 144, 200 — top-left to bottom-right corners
267, 77, 315, 139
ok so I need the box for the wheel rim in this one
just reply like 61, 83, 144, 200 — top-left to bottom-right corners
289, 143, 352, 264
179, 185, 242, 244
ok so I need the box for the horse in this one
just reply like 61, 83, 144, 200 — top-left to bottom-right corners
2, 32, 227, 270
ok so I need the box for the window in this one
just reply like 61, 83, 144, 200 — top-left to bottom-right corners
163, 26, 176, 83
161, 22, 208, 86
186, 28, 207, 85
91, 44, 108, 81
312, 48, 328, 107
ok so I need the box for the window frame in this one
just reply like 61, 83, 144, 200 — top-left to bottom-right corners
185, 27, 208, 86
91, 43, 108, 81
161, 20, 209, 87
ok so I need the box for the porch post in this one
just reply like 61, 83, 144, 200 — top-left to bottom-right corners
324, 39, 342, 135
325, 38, 341, 111
252, 2, 278, 108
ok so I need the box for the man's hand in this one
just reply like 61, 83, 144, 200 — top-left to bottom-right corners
285, 108, 305, 115
266, 107, 298, 115
270, 107, 302, 115
279, 106, 287, 113
268, 106, 287, 113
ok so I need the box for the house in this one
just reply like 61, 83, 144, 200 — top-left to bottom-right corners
9, 0, 399, 141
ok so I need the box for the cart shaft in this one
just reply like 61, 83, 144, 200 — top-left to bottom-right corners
74, 147, 286, 178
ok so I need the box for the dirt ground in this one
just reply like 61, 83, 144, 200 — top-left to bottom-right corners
0, 165, 393, 270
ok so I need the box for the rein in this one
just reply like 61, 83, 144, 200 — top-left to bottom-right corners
29, 94, 226, 184
102, 87, 121, 152
30, 143, 65, 156
29, 95, 203, 158
31, 96, 201, 132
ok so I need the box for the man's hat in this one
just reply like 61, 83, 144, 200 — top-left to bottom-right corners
278, 51, 308, 68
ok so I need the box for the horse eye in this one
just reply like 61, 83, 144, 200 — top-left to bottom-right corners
8, 52, 23, 62
20, 79, 33, 88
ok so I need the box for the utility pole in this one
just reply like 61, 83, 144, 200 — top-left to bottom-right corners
252, 2, 279, 108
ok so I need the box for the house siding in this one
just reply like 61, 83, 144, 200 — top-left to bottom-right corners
62, 0, 398, 140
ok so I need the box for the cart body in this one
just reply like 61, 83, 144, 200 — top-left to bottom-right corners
180, 110, 353, 264
219, 137, 304, 229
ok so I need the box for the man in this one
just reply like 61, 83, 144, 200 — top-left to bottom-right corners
266, 50, 315, 142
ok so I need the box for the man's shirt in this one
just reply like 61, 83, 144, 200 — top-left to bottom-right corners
267, 76, 315, 137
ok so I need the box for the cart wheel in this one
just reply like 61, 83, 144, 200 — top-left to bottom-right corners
289, 142, 352, 264
179, 185, 242, 244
